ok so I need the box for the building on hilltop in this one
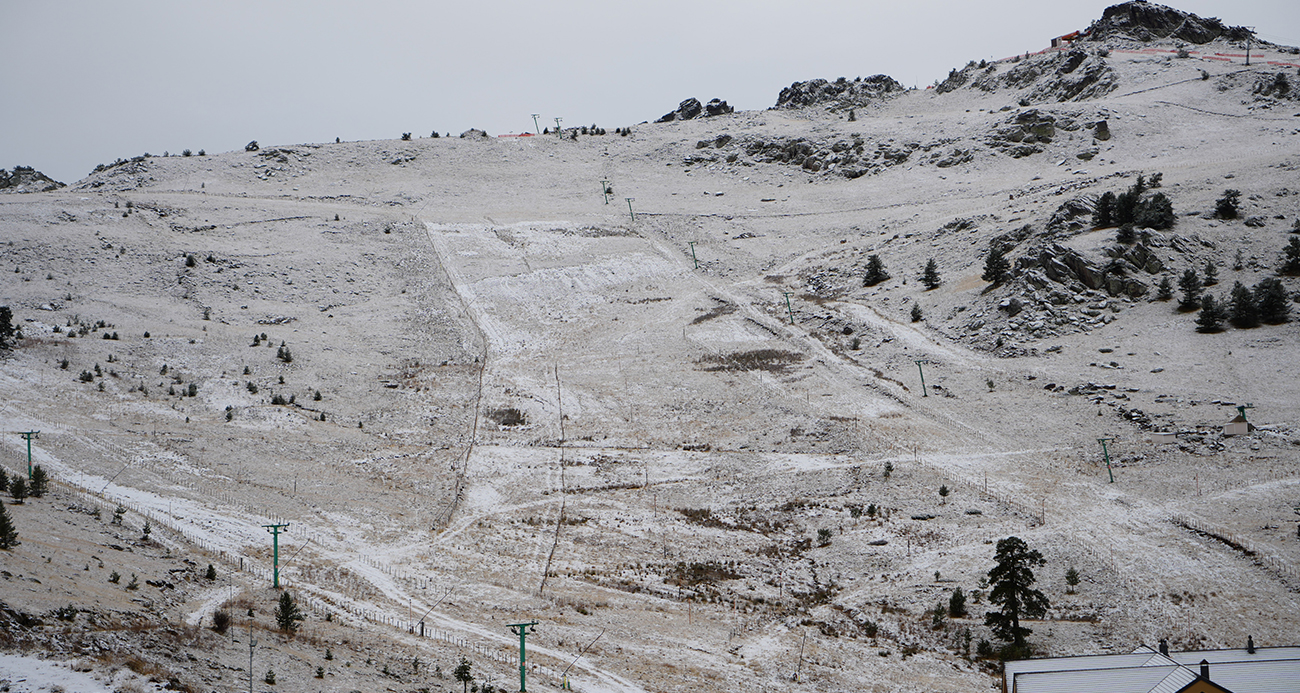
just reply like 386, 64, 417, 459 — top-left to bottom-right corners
1002, 642, 1300, 693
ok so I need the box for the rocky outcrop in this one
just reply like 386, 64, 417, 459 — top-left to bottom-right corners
774, 75, 903, 111
950, 50, 1117, 103
985, 109, 1082, 158
1087, 1, 1253, 44
0, 166, 64, 193
656, 98, 733, 123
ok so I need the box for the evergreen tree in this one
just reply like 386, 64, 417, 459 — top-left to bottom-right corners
1116, 224, 1136, 244
1229, 281, 1260, 328
1283, 237, 1300, 275
1114, 188, 1139, 225
1177, 269, 1202, 311
982, 247, 1010, 285
949, 587, 968, 617
29, 465, 47, 498
0, 467, 7, 494
9, 476, 27, 504
1254, 278, 1291, 324
984, 537, 1049, 648
0, 501, 17, 549
921, 259, 941, 290
1134, 192, 1175, 230
0, 306, 14, 350
1202, 260, 1218, 286
1196, 294, 1226, 333
863, 254, 890, 287
1065, 567, 1080, 594
275, 591, 305, 633
1155, 276, 1174, 301
205, 563, 217, 580
1093, 191, 1116, 228
911, 304, 923, 322
1215, 189, 1241, 220
454, 656, 474, 693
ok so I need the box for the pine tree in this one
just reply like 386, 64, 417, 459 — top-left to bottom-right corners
984, 537, 1049, 648
1114, 188, 1139, 225
1202, 260, 1218, 286
1065, 567, 1080, 594
1215, 189, 1241, 220
0, 467, 7, 494
1177, 269, 1202, 311
863, 254, 890, 287
1116, 224, 1136, 244
1093, 191, 1116, 228
1196, 294, 1226, 333
1229, 281, 1260, 328
1155, 276, 1174, 301
0, 306, 14, 350
1254, 278, 1291, 324
911, 304, 923, 322
921, 259, 941, 290
275, 591, 305, 633
949, 587, 967, 617
9, 476, 27, 504
1134, 192, 1175, 230
454, 656, 474, 693
982, 247, 1010, 285
29, 465, 47, 498
1283, 237, 1300, 275
0, 500, 18, 549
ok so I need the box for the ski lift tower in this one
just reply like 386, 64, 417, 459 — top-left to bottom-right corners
509, 621, 539, 692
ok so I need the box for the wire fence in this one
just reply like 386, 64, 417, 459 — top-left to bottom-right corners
2, 461, 571, 690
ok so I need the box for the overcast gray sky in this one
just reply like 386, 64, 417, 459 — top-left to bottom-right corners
3, 1, 1296, 184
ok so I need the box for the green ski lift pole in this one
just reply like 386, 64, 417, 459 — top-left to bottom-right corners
1098, 438, 1115, 483
19, 431, 38, 479
914, 361, 928, 397
625, 198, 635, 222
600, 179, 611, 204
262, 523, 290, 587
554, 117, 563, 137
531, 114, 541, 135
782, 292, 796, 325
688, 241, 699, 269
509, 621, 539, 692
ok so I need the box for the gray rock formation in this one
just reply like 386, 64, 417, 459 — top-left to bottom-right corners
774, 75, 903, 110
1087, 1, 1253, 44
657, 98, 732, 123
0, 166, 65, 193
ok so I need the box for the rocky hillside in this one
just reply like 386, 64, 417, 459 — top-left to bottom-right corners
0, 166, 64, 193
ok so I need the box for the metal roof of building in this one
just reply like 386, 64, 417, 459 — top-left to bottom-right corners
1006, 646, 1300, 693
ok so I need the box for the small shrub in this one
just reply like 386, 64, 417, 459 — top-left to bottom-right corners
910, 304, 923, 322
265, 669, 276, 685
212, 610, 230, 633
1215, 189, 1241, 220
125, 573, 139, 590
401, 133, 412, 141
246, 382, 259, 394
817, 528, 832, 546
205, 564, 217, 580
109, 571, 120, 584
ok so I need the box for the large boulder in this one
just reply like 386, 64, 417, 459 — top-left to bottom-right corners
657, 98, 702, 123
